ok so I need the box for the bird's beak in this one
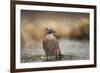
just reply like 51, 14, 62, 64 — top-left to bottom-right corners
53, 31, 56, 33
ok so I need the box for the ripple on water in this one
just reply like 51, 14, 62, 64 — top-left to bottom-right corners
21, 39, 89, 63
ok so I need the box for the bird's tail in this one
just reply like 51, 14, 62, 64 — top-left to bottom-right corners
58, 50, 63, 60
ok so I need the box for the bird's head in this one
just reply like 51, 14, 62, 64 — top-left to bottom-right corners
45, 28, 56, 34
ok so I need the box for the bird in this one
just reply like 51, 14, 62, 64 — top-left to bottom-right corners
43, 28, 62, 61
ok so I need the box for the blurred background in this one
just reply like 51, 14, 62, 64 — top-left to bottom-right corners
21, 10, 90, 62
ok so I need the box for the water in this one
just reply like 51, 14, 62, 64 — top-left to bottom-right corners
21, 39, 89, 63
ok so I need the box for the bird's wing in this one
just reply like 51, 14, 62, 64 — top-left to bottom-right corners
43, 36, 62, 56
53, 38, 62, 55
43, 37, 59, 49
52, 38, 60, 49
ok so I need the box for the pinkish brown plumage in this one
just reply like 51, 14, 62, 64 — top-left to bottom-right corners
43, 28, 62, 61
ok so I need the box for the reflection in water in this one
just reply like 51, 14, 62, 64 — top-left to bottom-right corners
21, 39, 89, 63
